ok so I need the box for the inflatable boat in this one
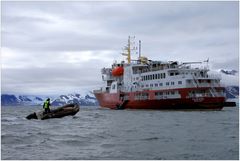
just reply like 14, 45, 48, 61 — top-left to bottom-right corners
26, 103, 80, 120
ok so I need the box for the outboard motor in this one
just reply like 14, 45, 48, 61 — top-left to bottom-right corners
26, 112, 38, 120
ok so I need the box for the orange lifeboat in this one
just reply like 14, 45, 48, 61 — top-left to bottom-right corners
112, 67, 124, 76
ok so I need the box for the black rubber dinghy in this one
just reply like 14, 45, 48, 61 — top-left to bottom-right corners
26, 103, 80, 120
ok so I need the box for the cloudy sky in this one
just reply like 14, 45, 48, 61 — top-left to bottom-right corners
1, 1, 239, 96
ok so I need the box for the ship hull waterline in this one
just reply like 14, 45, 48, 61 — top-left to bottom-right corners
94, 92, 225, 110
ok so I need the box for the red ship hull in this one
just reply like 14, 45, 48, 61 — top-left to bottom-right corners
94, 91, 226, 110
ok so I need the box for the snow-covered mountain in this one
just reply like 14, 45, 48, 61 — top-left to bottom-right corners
219, 69, 238, 76
225, 86, 239, 99
217, 69, 239, 99
51, 93, 98, 106
1, 92, 98, 106
217, 69, 239, 87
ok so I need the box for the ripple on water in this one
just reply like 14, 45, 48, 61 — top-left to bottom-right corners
100, 143, 116, 148
140, 137, 159, 141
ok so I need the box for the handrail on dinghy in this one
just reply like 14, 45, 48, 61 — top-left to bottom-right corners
26, 103, 80, 120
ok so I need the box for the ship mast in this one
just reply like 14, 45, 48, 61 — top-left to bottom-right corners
122, 36, 136, 64
127, 36, 131, 64
138, 40, 141, 59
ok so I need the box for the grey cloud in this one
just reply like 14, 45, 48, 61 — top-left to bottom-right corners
101, 2, 238, 35
212, 58, 239, 70
3, 1, 238, 52
2, 65, 102, 95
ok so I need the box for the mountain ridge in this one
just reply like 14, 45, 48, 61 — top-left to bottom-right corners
219, 69, 238, 76
1, 92, 98, 106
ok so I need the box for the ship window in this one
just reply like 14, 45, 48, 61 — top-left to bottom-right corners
178, 81, 182, 85
142, 93, 148, 96
158, 74, 160, 79
155, 92, 163, 96
166, 82, 169, 86
150, 84, 153, 87
155, 83, 158, 87
155, 74, 158, 79
160, 73, 162, 79
152, 74, 155, 79
171, 91, 175, 95
150, 75, 152, 80
163, 73, 166, 78
170, 72, 174, 76
146, 84, 149, 87
171, 82, 174, 85
159, 83, 163, 86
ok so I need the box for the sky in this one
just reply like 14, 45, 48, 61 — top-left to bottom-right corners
1, 1, 239, 95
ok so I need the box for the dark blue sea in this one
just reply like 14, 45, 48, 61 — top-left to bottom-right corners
1, 104, 239, 160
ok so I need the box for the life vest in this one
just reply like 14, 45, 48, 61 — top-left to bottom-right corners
43, 100, 50, 109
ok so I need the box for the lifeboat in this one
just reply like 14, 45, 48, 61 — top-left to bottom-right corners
26, 103, 80, 120
112, 66, 124, 76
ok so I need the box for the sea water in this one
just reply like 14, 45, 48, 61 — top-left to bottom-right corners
1, 105, 239, 160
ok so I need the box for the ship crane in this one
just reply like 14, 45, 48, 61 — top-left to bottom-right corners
121, 36, 139, 64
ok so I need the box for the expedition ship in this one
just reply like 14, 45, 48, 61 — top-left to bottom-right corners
93, 36, 230, 110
